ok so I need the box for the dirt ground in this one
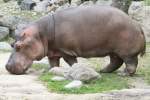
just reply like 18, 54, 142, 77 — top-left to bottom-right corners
1, 52, 150, 100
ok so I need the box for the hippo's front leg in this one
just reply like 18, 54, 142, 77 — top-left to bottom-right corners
48, 57, 60, 68
63, 55, 77, 66
41, 56, 60, 73
47, 51, 62, 68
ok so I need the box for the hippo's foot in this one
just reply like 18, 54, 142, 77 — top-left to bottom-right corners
100, 54, 123, 73
117, 69, 136, 77
121, 56, 138, 76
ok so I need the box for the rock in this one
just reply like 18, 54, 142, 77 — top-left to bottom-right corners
129, 1, 150, 42
129, 1, 143, 11
49, 66, 70, 76
0, 26, 9, 40
3, 0, 11, 2
17, 0, 24, 5
0, 14, 3, 18
51, 76, 66, 81
96, 0, 112, 6
33, 57, 49, 64
0, 42, 12, 51
65, 63, 101, 82
54, 0, 68, 6
0, 16, 29, 38
64, 80, 82, 89
20, 0, 36, 10
80, 1, 94, 6
55, 3, 70, 12
34, 0, 50, 12
70, 0, 81, 5
111, 0, 132, 13
0, 16, 29, 31
50, 63, 101, 82
34, 0, 69, 12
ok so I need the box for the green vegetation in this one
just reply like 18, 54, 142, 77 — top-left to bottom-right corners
32, 62, 129, 94
144, 0, 150, 5
0, 36, 14, 44
137, 53, 150, 84
31, 43, 150, 94
32, 63, 49, 71
39, 72, 129, 94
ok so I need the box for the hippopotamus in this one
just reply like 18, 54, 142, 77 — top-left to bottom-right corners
6, 6, 145, 76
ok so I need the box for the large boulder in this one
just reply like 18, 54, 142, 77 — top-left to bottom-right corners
49, 66, 70, 76
65, 63, 101, 82
0, 26, 9, 40
129, 1, 150, 42
50, 63, 101, 82
0, 16, 29, 38
0, 16, 29, 31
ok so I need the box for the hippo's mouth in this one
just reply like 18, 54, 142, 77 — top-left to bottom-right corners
6, 61, 33, 75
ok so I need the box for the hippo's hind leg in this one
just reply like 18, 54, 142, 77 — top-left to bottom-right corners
122, 56, 138, 76
63, 55, 77, 66
100, 54, 123, 73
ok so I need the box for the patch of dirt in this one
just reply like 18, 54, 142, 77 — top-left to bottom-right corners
1, 51, 150, 100
128, 76, 150, 89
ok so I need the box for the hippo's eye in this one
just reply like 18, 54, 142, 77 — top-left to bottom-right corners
11, 42, 15, 48
14, 41, 24, 51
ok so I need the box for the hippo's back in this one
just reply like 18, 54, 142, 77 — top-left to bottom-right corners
54, 6, 144, 57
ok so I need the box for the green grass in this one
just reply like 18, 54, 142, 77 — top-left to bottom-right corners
39, 72, 129, 94
31, 43, 150, 94
32, 60, 129, 94
137, 53, 150, 84
144, 0, 150, 5
32, 63, 49, 71
136, 43, 150, 83
0, 36, 14, 43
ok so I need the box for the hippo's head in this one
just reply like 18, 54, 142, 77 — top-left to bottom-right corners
6, 25, 46, 74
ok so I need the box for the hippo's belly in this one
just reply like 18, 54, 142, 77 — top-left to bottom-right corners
60, 47, 110, 57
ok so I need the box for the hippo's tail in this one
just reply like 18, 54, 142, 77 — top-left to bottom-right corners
140, 26, 146, 57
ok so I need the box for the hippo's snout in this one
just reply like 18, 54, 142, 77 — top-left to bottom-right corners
5, 63, 26, 75
6, 51, 34, 75
5, 63, 12, 72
